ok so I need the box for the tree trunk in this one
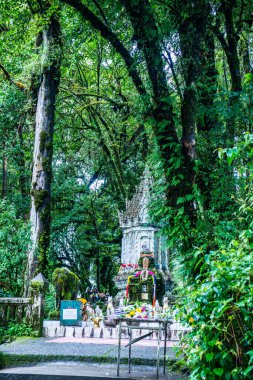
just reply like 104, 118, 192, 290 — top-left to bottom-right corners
16, 125, 28, 199
90, 199, 101, 291
175, 0, 209, 219
1, 151, 7, 198
121, 0, 182, 206
213, 0, 242, 145
222, 1, 241, 94
240, 35, 253, 132
27, 15, 61, 283
197, 30, 218, 210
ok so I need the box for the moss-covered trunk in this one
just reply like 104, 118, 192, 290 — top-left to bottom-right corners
27, 15, 61, 282
1, 150, 7, 199
176, 1, 208, 221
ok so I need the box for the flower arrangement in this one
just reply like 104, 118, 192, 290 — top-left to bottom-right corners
122, 301, 172, 320
123, 303, 151, 319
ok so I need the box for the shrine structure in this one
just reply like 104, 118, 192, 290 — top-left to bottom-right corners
115, 168, 170, 298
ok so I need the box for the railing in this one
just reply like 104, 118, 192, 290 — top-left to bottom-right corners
169, 321, 191, 341
0, 297, 32, 326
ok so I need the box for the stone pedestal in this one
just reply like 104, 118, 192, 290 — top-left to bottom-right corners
30, 273, 48, 336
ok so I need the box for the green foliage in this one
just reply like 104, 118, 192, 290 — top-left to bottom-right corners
48, 309, 60, 320
44, 283, 57, 318
5, 320, 35, 338
174, 135, 253, 379
0, 319, 35, 341
0, 1, 252, 377
0, 200, 30, 295
177, 239, 253, 379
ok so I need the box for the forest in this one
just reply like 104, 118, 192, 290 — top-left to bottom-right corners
0, 0, 252, 378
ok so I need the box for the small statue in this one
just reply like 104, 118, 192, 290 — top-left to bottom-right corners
155, 300, 161, 312
107, 296, 115, 317
119, 297, 124, 308
83, 303, 95, 321
163, 296, 169, 312
153, 300, 161, 319
147, 304, 153, 318
95, 305, 103, 318
91, 317, 103, 328
89, 287, 100, 304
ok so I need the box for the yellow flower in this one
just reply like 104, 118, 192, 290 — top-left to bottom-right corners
135, 308, 142, 313
125, 314, 132, 318
216, 341, 223, 349
130, 311, 135, 316
189, 317, 194, 323
78, 298, 87, 304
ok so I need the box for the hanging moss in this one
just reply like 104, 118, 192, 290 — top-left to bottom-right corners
42, 157, 51, 172
37, 204, 51, 274
40, 131, 53, 153
40, 131, 49, 152
31, 189, 49, 210
30, 281, 45, 292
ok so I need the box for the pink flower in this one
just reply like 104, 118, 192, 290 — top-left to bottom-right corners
141, 307, 146, 312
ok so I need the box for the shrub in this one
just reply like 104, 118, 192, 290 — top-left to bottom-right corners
49, 310, 60, 320
174, 133, 253, 379
5, 320, 35, 337
177, 239, 253, 379
44, 283, 57, 319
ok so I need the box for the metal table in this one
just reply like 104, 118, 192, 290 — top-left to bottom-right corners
114, 317, 172, 379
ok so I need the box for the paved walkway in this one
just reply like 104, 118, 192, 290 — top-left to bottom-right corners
48, 337, 176, 347
0, 338, 185, 379
0, 337, 176, 361
0, 362, 187, 380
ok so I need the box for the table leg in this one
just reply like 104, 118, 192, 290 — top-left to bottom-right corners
117, 320, 122, 377
157, 322, 161, 379
128, 325, 132, 373
163, 323, 167, 374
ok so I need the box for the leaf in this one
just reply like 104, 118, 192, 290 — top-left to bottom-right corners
206, 352, 214, 361
176, 197, 185, 205
185, 193, 193, 201
213, 368, 224, 377
244, 365, 253, 375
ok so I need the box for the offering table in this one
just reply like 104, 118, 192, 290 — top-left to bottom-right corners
114, 317, 173, 379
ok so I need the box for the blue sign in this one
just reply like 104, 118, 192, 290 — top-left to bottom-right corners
60, 300, 82, 326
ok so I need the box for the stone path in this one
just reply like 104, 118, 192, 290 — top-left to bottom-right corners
0, 362, 187, 380
47, 337, 176, 347
0, 338, 186, 379
0, 337, 176, 361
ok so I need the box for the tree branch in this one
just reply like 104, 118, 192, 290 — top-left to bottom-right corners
211, 25, 230, 56
0, 63, 26, 92
60, 0, 148, 99
91, 0, 108, 25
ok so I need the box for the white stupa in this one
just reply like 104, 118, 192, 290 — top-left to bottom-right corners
115, 168, 170, 295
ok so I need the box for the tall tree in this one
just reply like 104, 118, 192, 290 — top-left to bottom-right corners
212, 0, 242, 144
27, 6, 62, 282
60, 0, 199, 228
